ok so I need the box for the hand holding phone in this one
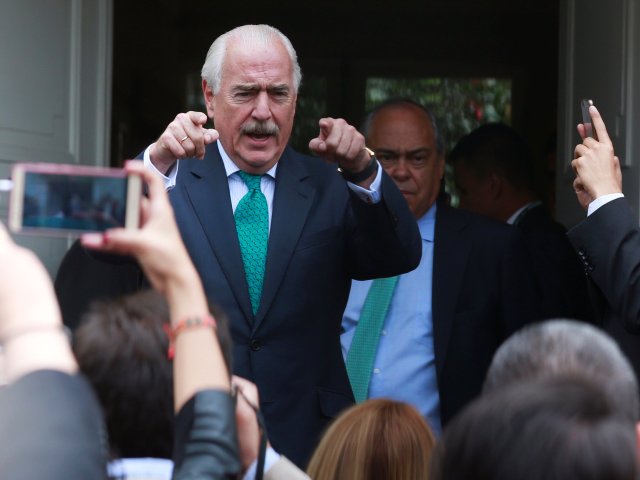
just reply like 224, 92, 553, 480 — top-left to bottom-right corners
8, 163, 142, 236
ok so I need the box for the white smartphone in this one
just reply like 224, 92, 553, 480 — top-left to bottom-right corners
8, 163, 142, 236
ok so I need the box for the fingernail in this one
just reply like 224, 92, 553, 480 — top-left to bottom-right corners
80, 233, 103, 247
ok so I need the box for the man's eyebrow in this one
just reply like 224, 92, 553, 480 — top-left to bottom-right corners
232, 84, 259, 92
375, 147, 433, 155
407, 147, 433, 155
231, 83, 290, 93
267, 84, 290, 93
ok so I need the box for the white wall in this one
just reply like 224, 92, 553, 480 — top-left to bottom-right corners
557, 0, 639, 228
0, 0, 112, 276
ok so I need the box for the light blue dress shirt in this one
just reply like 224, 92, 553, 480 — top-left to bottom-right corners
341, 203, 441, 435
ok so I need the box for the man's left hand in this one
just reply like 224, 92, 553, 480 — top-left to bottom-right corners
309, 118, 372, 174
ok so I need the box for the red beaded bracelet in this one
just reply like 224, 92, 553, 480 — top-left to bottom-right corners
165, 314, 217, 359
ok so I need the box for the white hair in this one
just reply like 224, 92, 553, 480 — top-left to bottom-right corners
201, 24, 302, 94
484, 319, 640, 422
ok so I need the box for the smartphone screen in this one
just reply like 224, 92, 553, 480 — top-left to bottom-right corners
9, 163, 141, 236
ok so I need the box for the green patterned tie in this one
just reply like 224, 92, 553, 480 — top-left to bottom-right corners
235, 171, 269, 315
345, 275, 399, 403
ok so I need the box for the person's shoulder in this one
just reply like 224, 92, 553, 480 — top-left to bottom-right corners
518, 204, 567, 236
437, 202, 528, 253
438, 202, 515, 235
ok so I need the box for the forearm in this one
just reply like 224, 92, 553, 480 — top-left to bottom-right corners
172, 390, 240, 480
569, 198, 640, 331
3, 330, 76, 383
167, 261, 230, 412
347, 173, 421, 278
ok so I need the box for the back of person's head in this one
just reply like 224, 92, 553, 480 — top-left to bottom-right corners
74, 289, 234, 459
484, 319, 639, 422
74, 289, 172, 459
430, 376, 638, 480
307, 398, 435, 480
449, 122, 534, 191
201, 24, 302, 94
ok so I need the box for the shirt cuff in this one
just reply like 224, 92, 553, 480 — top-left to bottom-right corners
346, 162, 382, 204
242, 446, 281, 480
587, 193, 624, 216
144, 143, 178, 190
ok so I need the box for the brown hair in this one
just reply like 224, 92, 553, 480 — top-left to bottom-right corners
307, 398, 436, 480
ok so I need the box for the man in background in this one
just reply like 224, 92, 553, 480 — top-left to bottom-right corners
449, 122, 593, 322
341, 99, 540, 434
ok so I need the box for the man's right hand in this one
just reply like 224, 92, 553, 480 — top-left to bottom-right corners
149, 111, 219, 174
571, 105, 622, 210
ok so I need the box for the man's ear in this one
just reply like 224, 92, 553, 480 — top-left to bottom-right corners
635, 422, 640, 461
202, 79, 215, 118
488, 172, 503, 200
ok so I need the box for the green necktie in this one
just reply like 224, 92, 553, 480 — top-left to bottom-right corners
345, 275, 399, 403
235, 171, 269, 315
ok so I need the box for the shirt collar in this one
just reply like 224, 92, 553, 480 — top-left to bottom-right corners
217, 141, 278, 179
417, 203, 437, 242
506, 200, 542, 225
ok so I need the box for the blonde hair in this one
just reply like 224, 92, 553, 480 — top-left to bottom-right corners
307, 399, 436, 480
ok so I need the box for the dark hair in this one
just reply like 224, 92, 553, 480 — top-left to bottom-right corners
361, 98, 445, 155
430, 376, 638, 480
449, 122, 534, 191
484, 319, 639, 422
73, 289, 234, 459
74, 289, 174, 459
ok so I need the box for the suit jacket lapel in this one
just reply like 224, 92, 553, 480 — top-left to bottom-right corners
183, 145, 254, 323
432, 202, 471, 376
254, 148, 315, 330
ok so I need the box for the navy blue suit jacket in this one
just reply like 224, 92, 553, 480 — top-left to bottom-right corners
433, 202, 541, 424
515, 204, 593, 323
169, 143, 421, 466
568, 197, 640, 387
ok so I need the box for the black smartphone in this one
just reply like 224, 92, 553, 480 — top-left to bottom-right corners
8, 163, 142, 236
581, 98, 597, 140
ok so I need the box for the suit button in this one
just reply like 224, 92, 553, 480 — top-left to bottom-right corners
250, 339, 262, 351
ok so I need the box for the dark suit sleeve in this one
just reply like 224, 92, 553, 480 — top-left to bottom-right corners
172, 390, 241, 480
0, 370, 107, 480
346, 170, 422, 280
568, 197, 640, 332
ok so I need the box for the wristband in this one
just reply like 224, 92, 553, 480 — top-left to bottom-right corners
165, 314, 217, 359
338, 147, 378, 183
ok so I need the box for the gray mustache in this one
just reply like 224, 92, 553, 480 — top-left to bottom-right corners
241, 121, 280, 136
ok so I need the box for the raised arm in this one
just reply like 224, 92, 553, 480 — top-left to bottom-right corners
81, 161, 229, 409
0, 224, 107, 479
81, 161, 240, 479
